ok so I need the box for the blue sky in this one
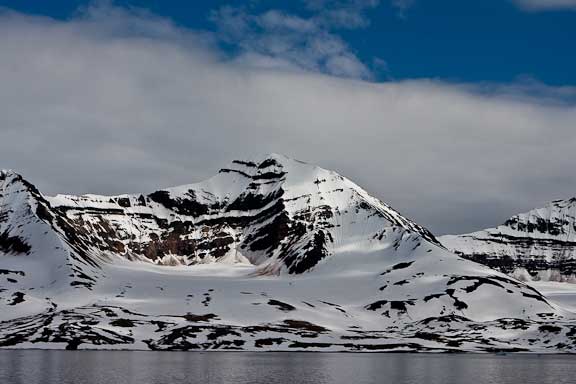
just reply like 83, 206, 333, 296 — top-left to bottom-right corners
2, 0, 575, 85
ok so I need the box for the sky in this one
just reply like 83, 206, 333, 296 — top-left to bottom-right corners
0, 0, 575, 235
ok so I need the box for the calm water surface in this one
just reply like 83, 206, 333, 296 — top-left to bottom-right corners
0, 350, 575, 384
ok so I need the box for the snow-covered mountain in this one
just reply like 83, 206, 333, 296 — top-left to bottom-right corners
44, 154, 439, 274
2, 155, 576, 352
440, 199, 576, 283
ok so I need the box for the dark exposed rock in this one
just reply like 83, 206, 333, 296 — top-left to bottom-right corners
109, 318, 135, 327
390, 300, 415, 312
283, 230, 332, 274
365, 300, 388, 311
0, 232, 31, 255
148, 190, 209, 217
255, 338, 286, 347
232, 160, 257, 168
206, 328, 241, 340
117, 198, 131, 208
182, 313, 218, 322
281, 319, 328, 333
8, 292, 25, 306
288, 341, 332, 349
447, 275, 505, 293
0, 269, 25, 276
380, 261, 415, 276
539, 325, 562, 333
423, 293, 444, 302
247, 211, 290, 254
267, 299, 296, 312
227, 189, 284, 212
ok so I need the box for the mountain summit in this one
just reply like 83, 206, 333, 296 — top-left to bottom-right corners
40, 153, 440, 274
1, 156, 575, 352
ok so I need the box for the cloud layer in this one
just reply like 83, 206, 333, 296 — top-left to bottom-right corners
0, 5, 576, 235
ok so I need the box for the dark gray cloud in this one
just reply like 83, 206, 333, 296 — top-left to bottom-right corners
1, 5, 576, 236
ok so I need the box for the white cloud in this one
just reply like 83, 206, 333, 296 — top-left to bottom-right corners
0, 5, 576, 236
304, 0, 380, 28
512, 0, 576, 10
210, 5, 373, 79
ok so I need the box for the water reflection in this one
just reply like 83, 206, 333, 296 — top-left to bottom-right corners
1, 350, 575, 384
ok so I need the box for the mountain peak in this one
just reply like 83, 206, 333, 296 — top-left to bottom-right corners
0, 169, 20, 181
38, 155, 442, 273
219, 153, 316, 177
2, 157, 575, 352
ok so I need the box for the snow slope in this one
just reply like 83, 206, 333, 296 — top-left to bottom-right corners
440, 198, 576, 283
2, 156, 576, 352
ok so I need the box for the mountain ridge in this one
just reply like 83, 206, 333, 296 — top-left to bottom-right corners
440, 197, 576, 282
38, 153, 441, 274
1, 155, 576, 352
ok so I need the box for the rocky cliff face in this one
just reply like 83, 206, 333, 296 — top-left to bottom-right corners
1, 156, 575, 352
43, 154, 439, 275
440, 198, 576, 282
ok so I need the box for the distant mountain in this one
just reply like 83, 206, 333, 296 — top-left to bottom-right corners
440, 199, 576, 283
1, 155, 575, 352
